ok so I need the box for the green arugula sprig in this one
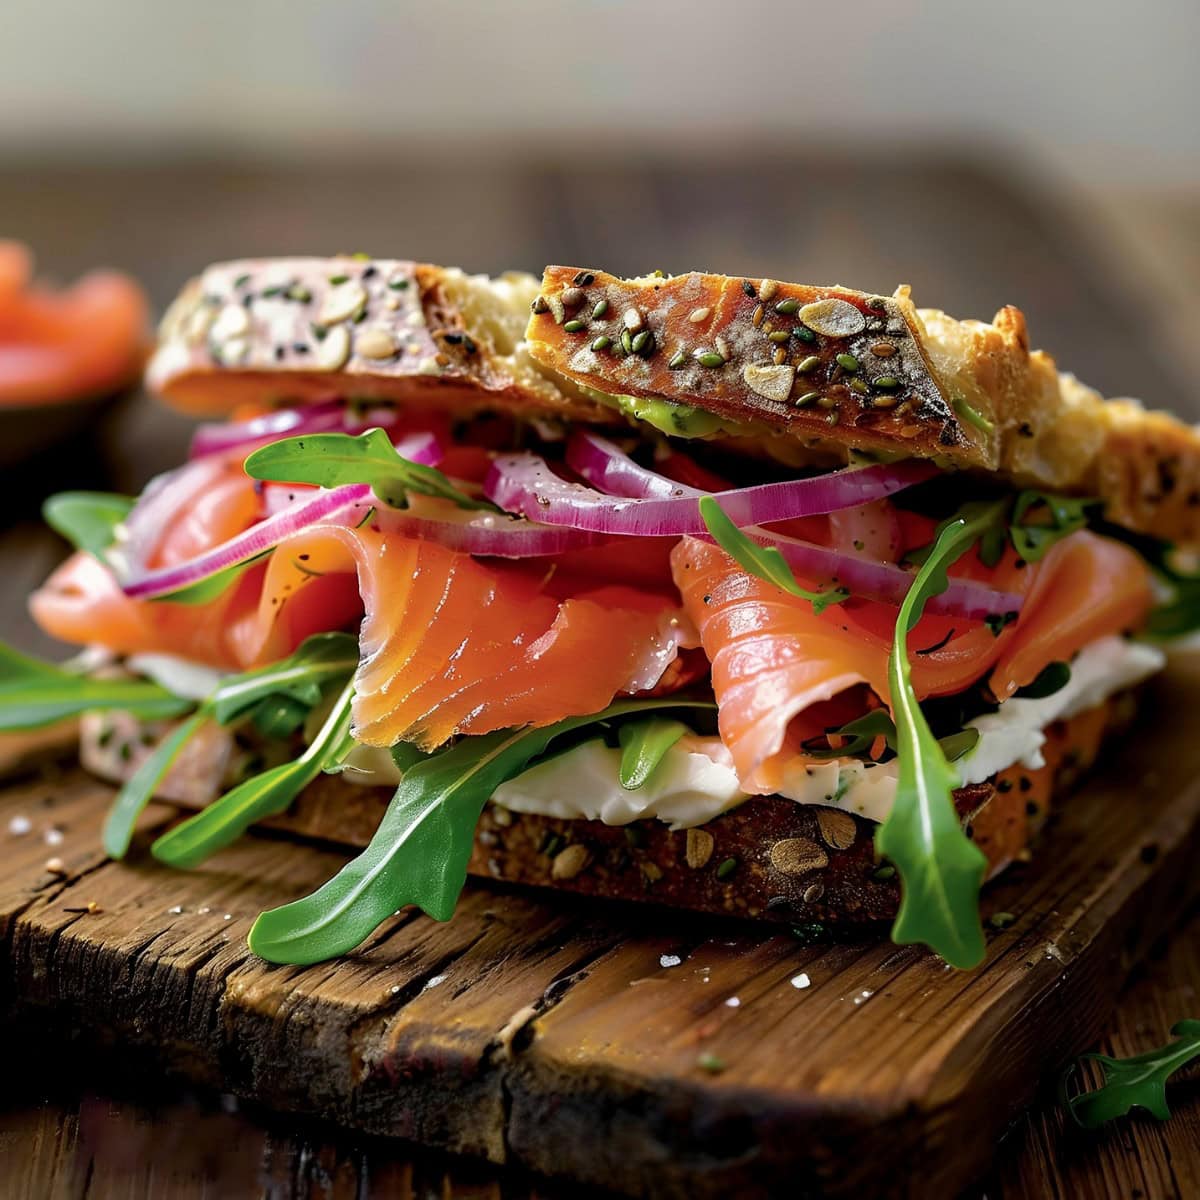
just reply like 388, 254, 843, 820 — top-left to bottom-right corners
876, 505, 1005, 969
698, 496, 848, 614
1061, 1020, 1200, 1128
244, 428, 491, 511
151, 681, 357, 869
41, 488, 262, 605
102, 712, 209, 858
88, 633, 359, 859
701, 490, 1001, 966
155, 551, 273, 605
802, 710, 979, 764
248, 698, 715, 965
1119, 533, 1200, 639
618, 718, 689, 790
1010, 491, 1096, 562
43, 491, 134, 560
0, 642, 192, 733
206, 632, 358, 724
906, 492, 1095, 570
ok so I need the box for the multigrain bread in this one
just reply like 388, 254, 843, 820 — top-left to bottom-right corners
148, 257, 610, 423
149, 256, 1200, 548
526, 267, 1200, 547
88, 688, 1136, 927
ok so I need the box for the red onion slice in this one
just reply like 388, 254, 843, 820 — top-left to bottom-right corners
189, 401, 445, 464
486, 442, 935, 536
759, 531, 1022, 619
368, 499, 608, 557
119, 483, 606, 600
567, 433, 698, 501
112, 455, 235, 579
120, 484, 371, 600
545, 433, 1023, 619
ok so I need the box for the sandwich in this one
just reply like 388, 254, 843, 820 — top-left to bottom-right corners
6, 255, 1199, 970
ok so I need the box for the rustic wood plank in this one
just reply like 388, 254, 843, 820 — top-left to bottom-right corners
6, 900, 1200, 1200
1, 659, 1199, 1199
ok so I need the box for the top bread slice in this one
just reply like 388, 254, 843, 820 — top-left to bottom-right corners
526, 267, 1200, 548
148, 256, 614, 424
148, 256, 1200, 549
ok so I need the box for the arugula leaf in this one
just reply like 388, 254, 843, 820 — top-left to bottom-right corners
1061, 1020, 1200, 1128
698, 496, 848, 614
390, 741, 432, 773
244, 428, 489, 511
103, 711, 208, 859
804, 710, 898, 759
803, 709, 978, 764
42, 491, 134, 561
151, 682, 357, 869
251, 694, 312, 738
1119, 534, 1200, 639
618, 718, 689, 790
247, 698, 714, 965
0, 642, 192, 731
206, 632, 358, 724
1014, 661, 1071, 700
1010, 491, 1095, 562
152, 551, 272, 605
875, 505, 1003, 969
100, 633, 360, 858
938, 728, 981, 762
985, 611, 1019, 637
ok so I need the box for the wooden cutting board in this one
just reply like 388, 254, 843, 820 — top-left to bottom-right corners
1, 658, 1198, 1200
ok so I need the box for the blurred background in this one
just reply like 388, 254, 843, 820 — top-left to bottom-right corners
0, 0, 1197, 645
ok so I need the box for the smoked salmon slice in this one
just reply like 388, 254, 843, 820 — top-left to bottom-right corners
0, 241, 147, 406
672, 529, 1152, 793
31, 470, 681, 748
246, 527, 677, 749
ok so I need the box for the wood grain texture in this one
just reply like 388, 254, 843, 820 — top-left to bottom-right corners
1, 660, 1199, 1199
7, 907, 1198, 1200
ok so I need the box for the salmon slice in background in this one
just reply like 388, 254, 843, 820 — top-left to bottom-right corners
0, 241, 147, 405
672, 529, 1152, 793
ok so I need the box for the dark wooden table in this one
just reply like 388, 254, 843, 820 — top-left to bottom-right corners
1, 157, 1197, 1199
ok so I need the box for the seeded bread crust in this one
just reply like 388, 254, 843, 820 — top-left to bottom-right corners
148, 257, 612, 424
127, 687, 1135, 929
527, 267, 1200, 549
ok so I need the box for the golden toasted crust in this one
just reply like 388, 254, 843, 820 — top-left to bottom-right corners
528, 267, 1200, 548
148, 256, 613, 424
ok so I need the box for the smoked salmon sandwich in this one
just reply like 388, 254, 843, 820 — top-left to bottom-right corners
7, 256, 1200, 968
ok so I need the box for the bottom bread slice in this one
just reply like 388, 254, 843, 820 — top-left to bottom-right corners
120, 687, 1139, 927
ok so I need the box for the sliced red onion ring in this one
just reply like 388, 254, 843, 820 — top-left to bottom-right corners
486, 442, 935, 537
189, 401, 445, 464
755, 531, 1022, 619
112, 455, 234, 578
119, 482, 605, 600
120, 484, 371, 600
368, 499, 607, 557
550, 433, 1023, 619
568, 433, 697, 501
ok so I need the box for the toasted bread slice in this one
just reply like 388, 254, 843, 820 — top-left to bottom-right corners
527, 267, 1200, 548
148, 256, 612, 424
86, 688, 1135, 928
